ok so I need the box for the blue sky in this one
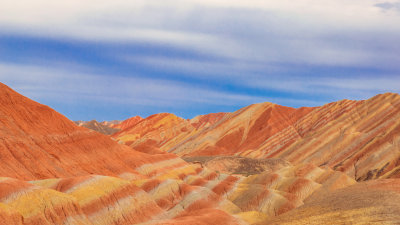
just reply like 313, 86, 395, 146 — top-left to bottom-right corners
0, 0, 399, 121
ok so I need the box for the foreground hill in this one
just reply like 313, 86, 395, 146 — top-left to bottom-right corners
113, 93, 400, 181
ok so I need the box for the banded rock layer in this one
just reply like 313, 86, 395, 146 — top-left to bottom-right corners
0, 83, 245, 224
113, 93, 400, 181
1, 82, 400, 225
0, 83, 356, 225
0, 161, 356, 225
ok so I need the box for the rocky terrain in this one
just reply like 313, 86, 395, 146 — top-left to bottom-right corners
0, 82, 399, 224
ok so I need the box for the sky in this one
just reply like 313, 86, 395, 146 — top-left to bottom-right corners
0, 0, 399, 121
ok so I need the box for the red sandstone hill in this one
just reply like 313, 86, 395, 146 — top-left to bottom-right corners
0, 82, 257, 224
113, 93, 400, 181
0, 82, 186, 180
1, 82, 400, 225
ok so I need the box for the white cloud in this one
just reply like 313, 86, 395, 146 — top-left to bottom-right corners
1, 0, 399, 68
